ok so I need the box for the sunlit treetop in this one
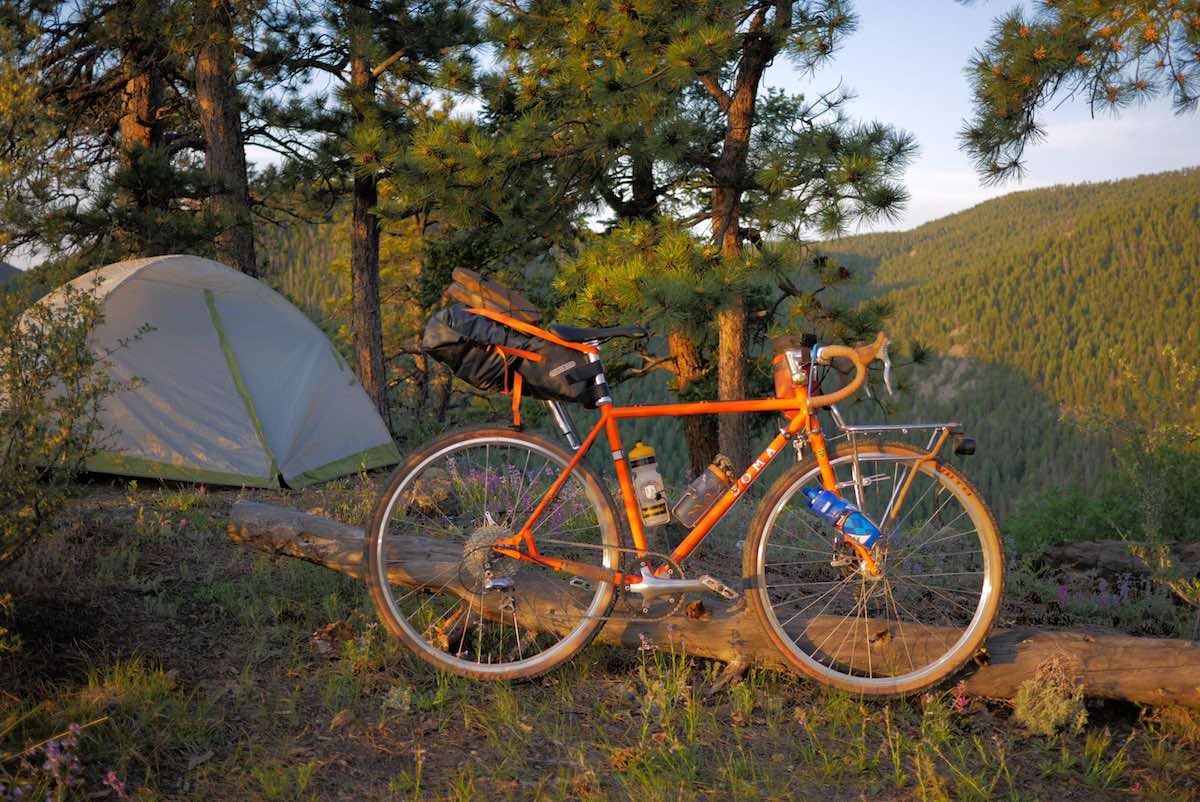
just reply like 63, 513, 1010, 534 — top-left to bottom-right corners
962, 0, 1200, 184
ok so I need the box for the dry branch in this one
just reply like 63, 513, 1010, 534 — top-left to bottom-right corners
228, 501, 1200, 706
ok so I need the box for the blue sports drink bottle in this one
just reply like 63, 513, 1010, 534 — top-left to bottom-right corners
802, 487, 883, 548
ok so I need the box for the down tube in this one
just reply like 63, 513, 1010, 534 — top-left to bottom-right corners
668, 413, 810, 564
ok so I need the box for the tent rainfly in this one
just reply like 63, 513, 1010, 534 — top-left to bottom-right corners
40, 255, 400, 487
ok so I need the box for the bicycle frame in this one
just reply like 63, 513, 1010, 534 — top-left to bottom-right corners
492, 384, 861, 584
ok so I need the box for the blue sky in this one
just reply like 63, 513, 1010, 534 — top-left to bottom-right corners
769, 0, 1200, 233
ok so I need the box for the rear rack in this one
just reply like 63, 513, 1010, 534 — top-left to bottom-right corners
827, 405, 974, 457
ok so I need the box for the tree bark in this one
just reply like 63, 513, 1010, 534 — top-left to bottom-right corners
194, 0, 257, 276
350, 52, 391, 430
668, 331, 718, 475
115, 35, 168, 259
706, 29, 774, 472
118, 55, 165, 215
228, 501, 1200, 706
711, 154, 751, 470
715, 301, 749, 470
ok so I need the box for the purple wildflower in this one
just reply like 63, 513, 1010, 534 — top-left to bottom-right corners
103, 770, 129, 800
1055, 584, 1070, 606
951, 680, 970, 713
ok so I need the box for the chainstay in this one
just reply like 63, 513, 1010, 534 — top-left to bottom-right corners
509, 536, 692, 623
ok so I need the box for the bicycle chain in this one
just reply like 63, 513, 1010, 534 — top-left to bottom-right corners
496, 535, 692, 623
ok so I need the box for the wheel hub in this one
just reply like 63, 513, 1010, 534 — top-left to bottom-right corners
830, 537, 884, 580
460, 523, 519, 592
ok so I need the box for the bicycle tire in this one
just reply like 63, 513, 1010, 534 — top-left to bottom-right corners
365, 426, 623, 680
744, 441, 1004, 696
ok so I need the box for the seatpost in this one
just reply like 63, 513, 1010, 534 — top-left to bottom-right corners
545, 400, 581, 451
585, 341, 612, 406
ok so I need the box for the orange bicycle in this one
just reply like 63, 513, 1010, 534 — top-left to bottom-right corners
366, 308, 1003, 696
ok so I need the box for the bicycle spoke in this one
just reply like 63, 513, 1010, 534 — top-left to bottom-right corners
753, 445, 1001, 693
881, 579, 917, 675
367, 433, 617, 679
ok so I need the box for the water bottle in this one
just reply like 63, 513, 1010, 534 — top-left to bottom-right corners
671, 454, 735, 528
802, 487, 882, 548
629, 441, 670, 526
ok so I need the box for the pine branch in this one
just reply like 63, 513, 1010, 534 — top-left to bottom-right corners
625, 351, 679, 379
699, 74, 732, 112
371, 48, 408, 79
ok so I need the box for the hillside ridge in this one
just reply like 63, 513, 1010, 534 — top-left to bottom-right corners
825, 167, 1200, 517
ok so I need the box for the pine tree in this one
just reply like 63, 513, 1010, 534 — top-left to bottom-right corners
483, 0, 913, 470
962, 0, 1200, 182
249, 0, 478, 429
0, 0, 220, 272
194, 0, 257, 274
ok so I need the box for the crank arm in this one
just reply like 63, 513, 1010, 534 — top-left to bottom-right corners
627, 567, 740, 603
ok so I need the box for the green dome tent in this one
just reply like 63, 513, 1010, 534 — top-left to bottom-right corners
41, 255, 399, 487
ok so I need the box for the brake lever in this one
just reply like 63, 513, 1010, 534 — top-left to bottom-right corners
882, 340, 894, 396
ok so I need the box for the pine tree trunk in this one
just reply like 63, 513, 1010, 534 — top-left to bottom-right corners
707, 30, 772, 473
433, 361, 453, 422
715, 300, 749, 469
712, 175, 750, 471
118, 71, 163, 155
667, 331, 717, 475
350, 54, 391, 431
628, 148, 657, 220
194, 0, 257, 276
118, 54, 165, 225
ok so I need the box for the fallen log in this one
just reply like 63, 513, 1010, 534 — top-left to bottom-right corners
1035, 538, 1200, 579
228, 501, 1200, 706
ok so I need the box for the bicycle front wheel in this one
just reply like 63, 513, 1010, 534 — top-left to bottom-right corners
744, 441, 1004, 696
366, 426, 622, 680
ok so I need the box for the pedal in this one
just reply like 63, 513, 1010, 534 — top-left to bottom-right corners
698, 575, 740, 601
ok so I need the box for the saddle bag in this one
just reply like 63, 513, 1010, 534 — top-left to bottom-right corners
422, 304, 601, 409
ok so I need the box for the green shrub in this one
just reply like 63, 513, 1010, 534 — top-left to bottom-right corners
1003, 484, 1137, 554
1006, 346, 1200, 557
1012, 655, 1088, 737
1108, 348, 1200, 630
0, 276, 115, 572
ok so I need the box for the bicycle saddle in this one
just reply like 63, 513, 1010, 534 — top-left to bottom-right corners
548, 323, 648, 343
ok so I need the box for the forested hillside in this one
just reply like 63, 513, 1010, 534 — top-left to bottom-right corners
0, 262, 20, 288
826, 168, 1200, 518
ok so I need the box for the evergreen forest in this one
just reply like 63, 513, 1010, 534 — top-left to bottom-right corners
828, 167, 1200, 523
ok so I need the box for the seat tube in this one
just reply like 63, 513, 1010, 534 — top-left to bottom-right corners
587, 344, 649, 559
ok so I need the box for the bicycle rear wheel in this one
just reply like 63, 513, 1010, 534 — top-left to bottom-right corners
744, 441, 1004, 696
365, 426, 622, 680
